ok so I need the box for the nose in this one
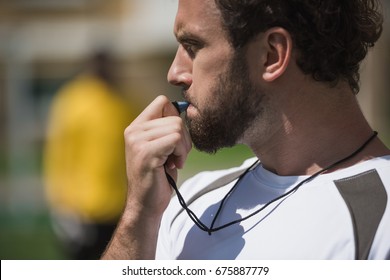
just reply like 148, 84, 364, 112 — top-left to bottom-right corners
167, 46, 193, 87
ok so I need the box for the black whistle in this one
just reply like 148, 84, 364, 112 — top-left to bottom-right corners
172, 101, 190, 114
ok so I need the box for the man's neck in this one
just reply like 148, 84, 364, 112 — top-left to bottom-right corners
245, 83, 389, 176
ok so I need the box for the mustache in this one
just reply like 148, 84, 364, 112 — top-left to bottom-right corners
181, 89, 195, 108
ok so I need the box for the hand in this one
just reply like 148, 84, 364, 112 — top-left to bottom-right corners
101, 95, 192, 260
123, 95, 192, 217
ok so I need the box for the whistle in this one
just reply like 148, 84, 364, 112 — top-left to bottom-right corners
172, 101, 190, 114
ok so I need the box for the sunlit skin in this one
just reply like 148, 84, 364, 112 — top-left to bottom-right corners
101, 0, 390, 260
168, 0, 233, 119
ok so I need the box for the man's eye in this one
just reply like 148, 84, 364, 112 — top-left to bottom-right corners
183, 44, 198, 58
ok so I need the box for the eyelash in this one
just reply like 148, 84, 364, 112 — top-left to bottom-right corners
182, 41, 202, 58
183, 44, 197, 58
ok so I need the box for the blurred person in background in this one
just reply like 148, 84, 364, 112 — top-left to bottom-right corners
43, 50, 136, 259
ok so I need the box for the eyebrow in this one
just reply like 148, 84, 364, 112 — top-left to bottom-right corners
175, 29, 203, 44
174, 21, 208, 44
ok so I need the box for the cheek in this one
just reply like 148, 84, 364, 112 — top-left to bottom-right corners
191, 51, 231, 105
245, 43, 265, 83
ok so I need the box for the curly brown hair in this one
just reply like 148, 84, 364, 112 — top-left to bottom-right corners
215, 0, 383, 94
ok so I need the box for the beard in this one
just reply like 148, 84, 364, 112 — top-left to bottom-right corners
185, 49, 266, 154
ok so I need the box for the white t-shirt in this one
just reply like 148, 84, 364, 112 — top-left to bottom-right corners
156, 156, 390, 259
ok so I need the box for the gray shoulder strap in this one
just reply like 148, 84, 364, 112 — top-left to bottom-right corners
334, 169, 387, 260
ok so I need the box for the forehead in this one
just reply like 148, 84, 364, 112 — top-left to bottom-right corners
174, 0, 225, 38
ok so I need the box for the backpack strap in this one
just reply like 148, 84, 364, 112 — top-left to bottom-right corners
334, 169, 387, 260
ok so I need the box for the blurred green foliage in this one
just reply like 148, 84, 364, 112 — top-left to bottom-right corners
0, 212, 65, 260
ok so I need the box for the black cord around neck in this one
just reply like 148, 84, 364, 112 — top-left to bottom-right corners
165, 131, 378, 235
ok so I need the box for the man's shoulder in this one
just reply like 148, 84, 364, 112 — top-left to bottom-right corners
333, 155, 390, 181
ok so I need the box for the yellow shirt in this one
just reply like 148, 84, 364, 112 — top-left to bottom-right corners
44, 75, 135, 223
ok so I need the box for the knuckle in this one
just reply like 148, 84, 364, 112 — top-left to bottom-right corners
171, 132, 182, 144
155, 95, 170, 105
124, 128, 136, 144
171, 122, 182, 134
124, 124, 135, 137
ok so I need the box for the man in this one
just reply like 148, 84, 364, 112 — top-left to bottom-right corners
102, 0, 390, 259
44, 51, 136, 259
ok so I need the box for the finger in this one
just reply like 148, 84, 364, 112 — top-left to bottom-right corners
154, 130, 190, 170
129, 116, 192, 155
144, 132, 185, 169
134, 95, 179, 123
126, 117, 183, 146
136, 116, 182, 133
126, 123, 189, 168
165, 141, 190, 170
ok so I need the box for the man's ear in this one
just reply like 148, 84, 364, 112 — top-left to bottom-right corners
262, 27, 292, 82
